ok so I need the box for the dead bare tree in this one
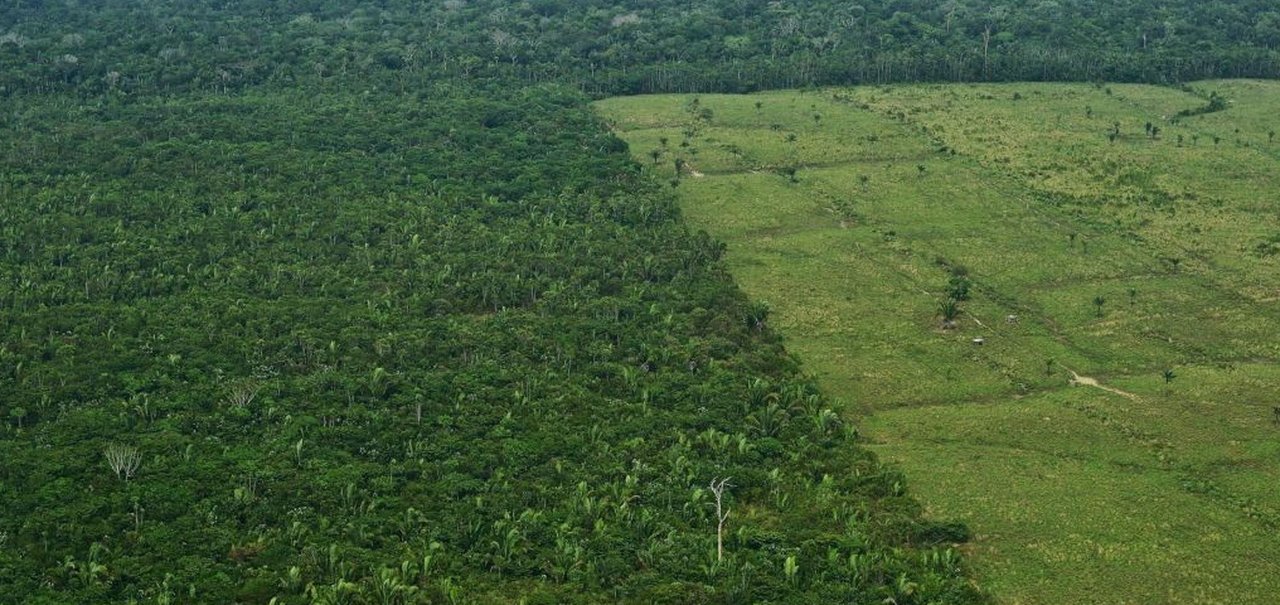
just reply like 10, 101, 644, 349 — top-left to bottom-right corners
105, 444, 141, 481
709, 477, 731, 562
223, 383, 259, 408
489, 30, 521, 65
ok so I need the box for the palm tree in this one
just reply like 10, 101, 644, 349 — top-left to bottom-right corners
939, 299, 960, 328
1092, 295, 1106, 317
745, 300, 770, 331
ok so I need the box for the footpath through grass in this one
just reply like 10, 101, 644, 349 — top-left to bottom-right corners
596, 81, 1280, 604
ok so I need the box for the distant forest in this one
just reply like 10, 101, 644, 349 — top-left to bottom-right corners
3, 0, 1280, 97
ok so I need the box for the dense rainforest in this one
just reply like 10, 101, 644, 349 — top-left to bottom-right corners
3, 0, 1280, 97
0, 3, 991, 602
2, 81, 987, 604
2, 0, 1272, 603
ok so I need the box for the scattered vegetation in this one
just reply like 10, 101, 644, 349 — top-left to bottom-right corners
599, 81, 1280, 604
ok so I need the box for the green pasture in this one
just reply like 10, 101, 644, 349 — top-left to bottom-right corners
595, 81, 1280, 604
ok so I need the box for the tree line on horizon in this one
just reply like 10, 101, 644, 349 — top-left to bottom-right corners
2, 0, 1279, 98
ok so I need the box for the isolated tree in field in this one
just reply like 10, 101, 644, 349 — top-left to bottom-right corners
745, 300, 770, 331
1162, 368, 1176, 384
708, 477, 731, 562
754, 100, 762, 112
649, 149, 661, 164
1144, 121, 1153, 136
917, 164, 927, 177
1176, 134, 1183, 147
939, 298, 960, 328
1092, 295, 1106, 317
1270, 130, 1276, 144
858, 174, 870, 192
1045, 358, 1055, 376
105, 444, 141, 481
947, 274, 971, 301
1213, 135, 1221, 146
785, 133, 797, 143
1150, 126, 1160, 139
813, 113, 821, 125
659, 136, 669, 147
1128, 287, 1137, 306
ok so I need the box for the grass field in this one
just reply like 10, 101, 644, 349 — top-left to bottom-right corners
596, 81, 1280, 604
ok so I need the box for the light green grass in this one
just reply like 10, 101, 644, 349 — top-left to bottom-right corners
596, 81, 1280, 604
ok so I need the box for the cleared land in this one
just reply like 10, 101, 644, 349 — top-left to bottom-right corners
596, 81, 1280, 604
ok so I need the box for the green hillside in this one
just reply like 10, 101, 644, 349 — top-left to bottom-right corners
598, 80, 1280, 604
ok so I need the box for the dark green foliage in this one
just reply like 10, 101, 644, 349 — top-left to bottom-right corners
947, 276, 972, 302
0, 13, 986, 605
2, 0, 1280, 99
939, 299, 961, 326
745, 300, 772, 331
1253, 234, 1280, 258
1174, 91, 1229, 119
911, 521, 973, 545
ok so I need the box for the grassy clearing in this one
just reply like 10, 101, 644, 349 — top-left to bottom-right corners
596, 81, 1280, 604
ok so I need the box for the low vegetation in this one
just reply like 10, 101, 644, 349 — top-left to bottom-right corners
598, 80, 1280, 604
